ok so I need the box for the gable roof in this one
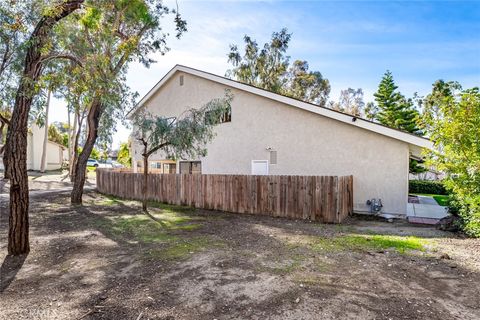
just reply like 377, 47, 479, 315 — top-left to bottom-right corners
129, 65, 433, 149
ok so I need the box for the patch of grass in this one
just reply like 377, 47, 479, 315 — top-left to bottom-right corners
147, 201, 194, 213
411, 193, 450, 206
97, 196, 125, 206
432, 195, 449, 206
90, 198, 226, 261
96, 210, 202, 243
311, 234, 427, 254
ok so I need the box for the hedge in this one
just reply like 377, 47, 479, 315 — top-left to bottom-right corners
409, 180, 447, 195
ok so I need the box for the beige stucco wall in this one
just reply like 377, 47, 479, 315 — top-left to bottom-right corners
132, 72, 411, 215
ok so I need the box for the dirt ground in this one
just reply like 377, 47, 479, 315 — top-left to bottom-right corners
1, 190, 479, 320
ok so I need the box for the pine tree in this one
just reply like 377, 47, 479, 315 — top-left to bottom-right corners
374, 71, 420, 134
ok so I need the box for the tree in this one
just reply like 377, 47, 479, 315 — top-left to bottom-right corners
0, 2, 39, 157
421, 81, 480, 237
227, 29, 290, 93
374, 70, 420, 134
40, 89, 51, 172
284, 60, 330, 106
328, 88, 365, 116
59, 0, 187, 205
3, 0, 84, 255
132, 93, 233, 212
409, 159, 427, 174
47, 125, 65, 146
90, 148, 100, 160
227, 29, 330, 106
364, 102, 378, 121
117, 141, 132, 167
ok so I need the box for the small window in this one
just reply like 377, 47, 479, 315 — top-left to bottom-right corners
179, 75, 184, 86
270, 151, 277, 165
179, 161, 202, 174
149, 161, 162, 169
163, 163, 176, 174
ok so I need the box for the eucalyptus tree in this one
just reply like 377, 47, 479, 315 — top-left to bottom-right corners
3, 0, 85, 255
227, 29, 330, 106
328, 88, 365, 117
52, 0, 187, 204
132, 93, 232, 212
227, 29, 291, 93
0, 2, 35, 151
283, 60, 330, 106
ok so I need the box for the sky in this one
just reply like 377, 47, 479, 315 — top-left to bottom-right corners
49, 0, 480, 149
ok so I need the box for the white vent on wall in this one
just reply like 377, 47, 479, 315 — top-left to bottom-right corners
179, 75, 184, 86
270, 150, 277, 165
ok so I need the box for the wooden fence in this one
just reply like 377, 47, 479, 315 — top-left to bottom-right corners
96, 169, 353, 223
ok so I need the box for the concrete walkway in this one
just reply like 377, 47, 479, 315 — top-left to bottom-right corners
407, 195, 449, 224
0, 186, 96, 200
1, 173, 96, 202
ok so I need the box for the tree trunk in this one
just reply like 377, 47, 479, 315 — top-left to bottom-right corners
67, 107, 71, 174
3, 0, 84, 255
69, 111, 80, 180
0, 121, 6, 163
142, 153, 149, 212
71, 99, 102, 204
40, 89, 51, 173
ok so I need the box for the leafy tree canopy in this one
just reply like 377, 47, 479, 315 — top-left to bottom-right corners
133, 91, 233, 160
328, 88, 365, 117
227, 29, 330, 106
421, 81, 480, 237
47, 124, 64, 146
132, 91, 233, 212
117, 141, 131, 167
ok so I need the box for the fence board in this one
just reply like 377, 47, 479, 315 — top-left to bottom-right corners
96, 169, 353, 223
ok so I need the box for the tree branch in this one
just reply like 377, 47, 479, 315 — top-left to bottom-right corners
111, 24, 149, 75
0, 113, 10, 126
146, 142, 170, 157
39, 53, 83, 67
0, 39, 11, 77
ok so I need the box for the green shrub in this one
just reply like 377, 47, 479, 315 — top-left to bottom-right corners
409, 180, 447, 195
449, 194, 480, 238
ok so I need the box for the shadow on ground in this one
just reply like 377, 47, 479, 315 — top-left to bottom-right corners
0, 254, 27, 293
0, 191, 479, 320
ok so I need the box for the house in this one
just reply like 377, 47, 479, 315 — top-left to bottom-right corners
128, 65, 432, 216
409, 168, 445, 181
0, 123, 66, 171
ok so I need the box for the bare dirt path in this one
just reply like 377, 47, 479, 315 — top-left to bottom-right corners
1, 192, 479, 319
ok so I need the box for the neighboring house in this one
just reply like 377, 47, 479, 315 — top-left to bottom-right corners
410, 169, 445, 181
108, 150, 119, 161
128, 65, 432, 216
0, 123, 65, 171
